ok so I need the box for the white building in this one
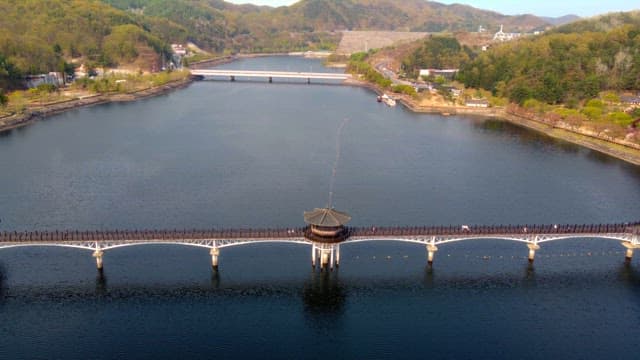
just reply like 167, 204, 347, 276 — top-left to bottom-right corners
419, 69, 458, 79
493, 25, 521, 42
25, 72, 64, 88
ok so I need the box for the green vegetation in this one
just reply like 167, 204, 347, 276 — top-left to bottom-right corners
401, 37, 472, 77
0, 0, 182, 89
72, 70, 189, 94
0, 0, 553, 92
347, 52, 391, 89
0, 54, 23, 91
458, 17, 640, 105
0, 89, 7, 107
392, 84, 417, 97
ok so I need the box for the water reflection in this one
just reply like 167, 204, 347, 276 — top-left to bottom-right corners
423, 266, 435, 289
522, 263, 536, 288
302, 270, 346, 316
618, 262, 640, 286
210, 270, 220, 289
477, 118, 582, 154
95, 271, 108, 297
0, 263, 6, 301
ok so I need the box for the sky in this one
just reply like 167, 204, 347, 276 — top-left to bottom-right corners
225, 0, 639, 18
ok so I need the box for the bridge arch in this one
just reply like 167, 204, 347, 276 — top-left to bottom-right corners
345, 234, 633, 246
0, 243, 95, 251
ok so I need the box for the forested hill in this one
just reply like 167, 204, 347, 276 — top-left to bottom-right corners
102, 0, 551, 52
270, 0, 549, 32
0, 0, 188, 90
0, 0, 555, 91
457, 11, 640, 105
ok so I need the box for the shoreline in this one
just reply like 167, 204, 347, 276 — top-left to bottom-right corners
2, 60, 639, 166
345, 78, 640, 166
0, 77, 193, 133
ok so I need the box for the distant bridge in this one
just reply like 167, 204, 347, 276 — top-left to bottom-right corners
1, 222, 638, 272
190, 69, 352, 83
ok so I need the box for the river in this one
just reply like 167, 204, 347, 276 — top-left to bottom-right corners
0, 56, 639, 359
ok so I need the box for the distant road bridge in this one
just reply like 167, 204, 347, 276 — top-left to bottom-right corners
1, 221, 638, 272
190, 69, 352, 83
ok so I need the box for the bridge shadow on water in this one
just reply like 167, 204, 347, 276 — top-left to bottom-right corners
619, 262, 640, 287
95, 270, 108, 297
0, 263, 6, 302
302, 270, 346, 315
421, 262, 539, 290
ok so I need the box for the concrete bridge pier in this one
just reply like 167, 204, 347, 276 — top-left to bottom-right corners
230, 75, 235, 82
622, 242, 637, 263
527, 243, 540, 263
307, 78, 311, 84
427, 244, 438, 266
312, 244, 337, 271
320, 248, 331, 271
210, 247, 220, 271
311, 245, 317, 268
268, 76, 273, 83
92, 250, 104, 271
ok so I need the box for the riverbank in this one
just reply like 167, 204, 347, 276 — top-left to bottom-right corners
346, 78, 640, 166
0, 76, 193, 133
3, 58, 639, 166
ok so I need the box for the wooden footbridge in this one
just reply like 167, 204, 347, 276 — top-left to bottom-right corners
1, 208, 638, 272
190, 69, 352, 83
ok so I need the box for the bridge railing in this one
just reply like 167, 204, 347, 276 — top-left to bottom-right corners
0, 223, 637, 243
0, 227, 308, 242
347, 222, 639, 237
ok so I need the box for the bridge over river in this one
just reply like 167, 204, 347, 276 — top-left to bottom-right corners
190, 69, 352, 83
1, 207, 638, 272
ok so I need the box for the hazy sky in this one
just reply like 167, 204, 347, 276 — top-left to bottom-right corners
225, 0, 639, 17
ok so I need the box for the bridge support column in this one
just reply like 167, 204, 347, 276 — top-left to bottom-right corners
314, 244, 337, 271
622, 242, 636, 263
92, 250, 104, 271
230, 75, 235, 82
336, 245, 341, 268
269, 76, 273, 83
210, 247, 220, 271
312, 245, 317, 268
307, 78, 310, 84
427, 244, 438, 266
527, 244, 540, 263
320, 249, 329, 270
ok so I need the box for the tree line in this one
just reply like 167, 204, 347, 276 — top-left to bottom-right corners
400, 13, 640, 108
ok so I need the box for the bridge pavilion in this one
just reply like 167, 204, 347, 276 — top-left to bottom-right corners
304, 207, 351, 269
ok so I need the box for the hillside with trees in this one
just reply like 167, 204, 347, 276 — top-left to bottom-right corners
457, 12, 640, 105
392, 12, 640, 145
0, 0, 189, 90
401, 36, 474, 76
1, 0, 556, 92
102, 0, 551, 53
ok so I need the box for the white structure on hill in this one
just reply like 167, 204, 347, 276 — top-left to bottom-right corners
493, 25, 521, 42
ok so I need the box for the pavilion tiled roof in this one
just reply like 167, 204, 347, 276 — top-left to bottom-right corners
303, 208, 351, 227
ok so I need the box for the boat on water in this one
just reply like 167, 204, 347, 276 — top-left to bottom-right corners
378, 93, 396, 107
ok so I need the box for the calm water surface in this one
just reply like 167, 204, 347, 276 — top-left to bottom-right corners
1, 56, 639, 359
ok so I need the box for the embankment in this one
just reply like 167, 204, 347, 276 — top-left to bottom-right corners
0, 77, 193, 133
346, 78, 640, 166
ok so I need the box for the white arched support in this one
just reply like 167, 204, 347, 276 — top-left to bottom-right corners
311, 242, 338, 271
345, 233, 635, 265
